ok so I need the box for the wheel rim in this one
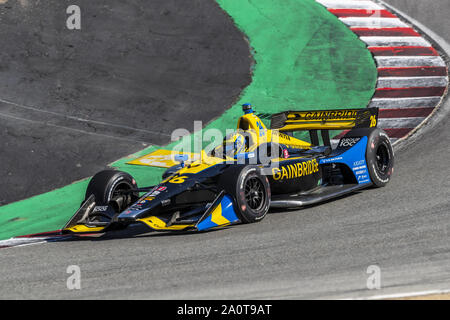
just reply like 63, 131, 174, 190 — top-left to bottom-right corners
244, 177, 265, 211
375, 143, 390, 174
110, 181, 134, 211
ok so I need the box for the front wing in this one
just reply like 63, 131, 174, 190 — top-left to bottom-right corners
63, 192, 241, 235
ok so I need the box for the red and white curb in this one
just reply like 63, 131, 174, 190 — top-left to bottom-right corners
316, 0, 449, 145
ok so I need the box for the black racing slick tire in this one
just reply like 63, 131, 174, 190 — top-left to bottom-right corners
218, 165, 271, 223
85, 170, 138, 209
366, 129, 394, 187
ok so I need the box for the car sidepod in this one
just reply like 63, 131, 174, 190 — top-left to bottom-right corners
320, 136, 371, 185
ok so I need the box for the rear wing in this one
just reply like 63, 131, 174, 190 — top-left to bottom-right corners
270, 108, 378, 131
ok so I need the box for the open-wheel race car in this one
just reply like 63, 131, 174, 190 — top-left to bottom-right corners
63, 103, 394, 235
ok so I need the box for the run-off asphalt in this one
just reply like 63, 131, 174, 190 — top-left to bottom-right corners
0, 0, 252, 205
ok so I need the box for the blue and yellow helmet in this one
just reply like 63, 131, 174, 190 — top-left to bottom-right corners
242, 103, 254, 114
223, 132, 246, 157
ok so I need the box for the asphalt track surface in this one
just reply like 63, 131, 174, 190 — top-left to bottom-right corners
0, 1, 449, 299
0, 0, 251, 205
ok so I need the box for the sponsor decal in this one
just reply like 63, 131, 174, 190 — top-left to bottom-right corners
93, 206, 108, 212
291, 110, 358, 122
352, 159, 369, 183
339, 137, 361, 148
357, 174, 370, 183
321, 156, 343, 164
275, 132, 291, 141
142, 185, 168, 199
272, 159, 319, 181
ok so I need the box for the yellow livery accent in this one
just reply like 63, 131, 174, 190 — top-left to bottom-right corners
210, 203, 230, 226
64, 224, 106, 233
270, 131, 312, 149
370, 115, 377, 127
128, 149, 226, 171
138, 216, 193, 231
167, 175, 189, 184
127, 149, 199, 168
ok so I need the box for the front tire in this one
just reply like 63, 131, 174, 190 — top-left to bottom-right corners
85, 170, 138, 211
218, 165, 271, 223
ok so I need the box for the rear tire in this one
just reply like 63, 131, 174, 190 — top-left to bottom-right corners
218, 165, 271, 223
366, 129, 394, 187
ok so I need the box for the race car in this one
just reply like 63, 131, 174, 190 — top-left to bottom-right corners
63, 103, 394, 234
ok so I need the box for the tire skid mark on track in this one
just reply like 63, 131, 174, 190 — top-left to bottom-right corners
315, 0, 449, 143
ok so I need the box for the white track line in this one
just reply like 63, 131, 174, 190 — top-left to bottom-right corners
376, 76, 448, 89
369, 97, 442, 109
378, 117, 425, 128
340, 17, 408, 28
0, 111, 153, 145
354, 288, 450, 300
0, 97, 171, 138
316, 0, 384, 10
375, 56, 446, 67
0, 237, 51, 248
360, 36, 431, 47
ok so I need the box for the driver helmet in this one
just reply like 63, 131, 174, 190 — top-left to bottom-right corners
223, 132, 246, 158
